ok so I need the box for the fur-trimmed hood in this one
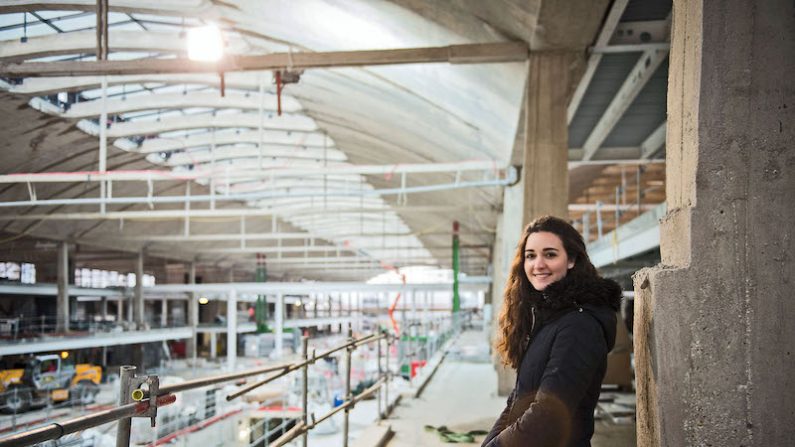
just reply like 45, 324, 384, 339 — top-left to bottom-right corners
528, 273, 622, 313
527, 273, 622, 354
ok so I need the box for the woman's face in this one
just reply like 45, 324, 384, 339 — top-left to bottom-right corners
524, 231, 574, 291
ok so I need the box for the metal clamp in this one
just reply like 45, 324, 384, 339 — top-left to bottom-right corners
125, 374, 160, 427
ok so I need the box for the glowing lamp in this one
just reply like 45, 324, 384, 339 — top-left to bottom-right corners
187, 24, 224, 62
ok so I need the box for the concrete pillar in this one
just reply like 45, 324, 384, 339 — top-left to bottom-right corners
187, 261, 198, 359
275, 293, 284, 358
209, 332, 217, 359
56, 241, 69, 333
101, 297, 108, 322
134, 251, 144, 327
633, 2, 795, 446
227, 289, 237, 371
116, 298, 123, 322
160, 299, 168, 328
327, 293, 332, 332
521, 52, 571, 223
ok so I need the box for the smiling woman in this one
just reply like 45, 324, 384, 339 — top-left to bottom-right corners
485, 216, 622, 447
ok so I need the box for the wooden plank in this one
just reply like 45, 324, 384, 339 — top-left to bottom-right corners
0, 42, 528, 77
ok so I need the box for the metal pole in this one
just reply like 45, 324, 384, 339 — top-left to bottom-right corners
227, 289, 237, 371
275, 293, 284, 358
385, 334, 390, 415
377, 333, 383, 419
116, 365, 135, 447
343, 324, 353, 447
11, 388, 17, 431
301, 336, 309, 447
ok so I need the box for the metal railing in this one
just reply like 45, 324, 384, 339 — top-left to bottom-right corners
0, 326, 398, 447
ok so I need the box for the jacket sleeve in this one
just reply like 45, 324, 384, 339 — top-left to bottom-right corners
483, 315, 607, 447
480, 390, 515, 446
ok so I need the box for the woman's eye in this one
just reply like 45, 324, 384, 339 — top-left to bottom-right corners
525, 253, 535, 260
545, 253, 557, 258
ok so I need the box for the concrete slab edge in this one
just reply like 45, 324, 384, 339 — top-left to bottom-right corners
350, 423, 394, 447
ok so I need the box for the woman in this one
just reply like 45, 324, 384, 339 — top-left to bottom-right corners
482, 216, 621, 447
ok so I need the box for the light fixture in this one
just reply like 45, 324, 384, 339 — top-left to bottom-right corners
60, 351, 69, 359
187, 24, 224, 62
199, 297, 209, 305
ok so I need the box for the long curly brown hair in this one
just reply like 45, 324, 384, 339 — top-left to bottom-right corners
495, 215, 599, 369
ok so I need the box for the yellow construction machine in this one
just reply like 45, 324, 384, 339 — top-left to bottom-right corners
0, 354, 102, 413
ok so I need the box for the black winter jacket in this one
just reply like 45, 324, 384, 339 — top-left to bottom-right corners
482, 274, 622, 447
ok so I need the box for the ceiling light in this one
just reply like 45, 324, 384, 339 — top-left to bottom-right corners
199, 297, 209, 305
187, 24, 224, 62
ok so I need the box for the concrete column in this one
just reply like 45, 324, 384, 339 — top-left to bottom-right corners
116, 298, 123, 322
101, 297, 108, 322
209, 332, 217, 359
357, 292, 362, 332
160, 299, 168, 328
126, 295, 132, 322
633, 2, 795, 446
227, 289, 237, 371
134, 251, 144, 327
327, 293, 332, 332
56, 241, 69, 333
187, 261, 198, 359
275, 293, 284, 358
521, 52, 571, 223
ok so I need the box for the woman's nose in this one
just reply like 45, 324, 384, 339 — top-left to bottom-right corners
534, 257, 546, 269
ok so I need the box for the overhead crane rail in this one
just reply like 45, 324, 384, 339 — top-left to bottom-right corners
0, 329, 395, 447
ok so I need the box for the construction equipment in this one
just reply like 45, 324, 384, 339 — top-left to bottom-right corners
0, 354, 102, 413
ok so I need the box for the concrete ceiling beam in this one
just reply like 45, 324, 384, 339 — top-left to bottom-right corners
87, 114, 319, 139
580, 48, 669, 161
0, 204, 495, 221
60, 91, 302, 119
640, 121, 667, 159
567, 0, 629, 124
0, 42, 529, 77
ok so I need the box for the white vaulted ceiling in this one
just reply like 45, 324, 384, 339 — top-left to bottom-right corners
0, 0, 670, 281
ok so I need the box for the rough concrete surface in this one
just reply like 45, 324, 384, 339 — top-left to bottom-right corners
634, 1, 795, 446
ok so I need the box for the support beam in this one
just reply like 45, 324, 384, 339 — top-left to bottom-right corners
567, 0, 630, 123
0, 42, 529, 77
56, 241, 69, 333
227, 289, 237, 371
0, 160, 506, 184
640, 121, 667, 159
160, 299, 168, 328
134, 250, 144, 326
96, 114, 318, 139
522, 52, 572, 223
54, 91, 300, 119
0, 327, 193, 356
275, 293, 284, 358
580, 49, 669, 161
186, 261, 198, 359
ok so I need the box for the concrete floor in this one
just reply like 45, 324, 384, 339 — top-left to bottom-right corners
385, 330, 636, 446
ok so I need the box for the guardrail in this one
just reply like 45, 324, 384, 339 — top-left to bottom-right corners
0, 326, 396, 447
